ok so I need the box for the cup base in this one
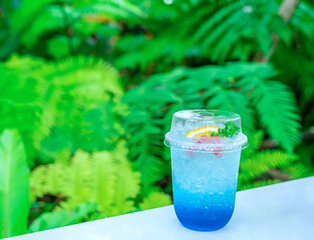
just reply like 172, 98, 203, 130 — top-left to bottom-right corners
179, 221, 229, 232
174, 204, 234, 232
180, 222, 227, 232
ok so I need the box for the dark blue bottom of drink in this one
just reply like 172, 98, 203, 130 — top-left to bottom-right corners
174, 203, 235, 231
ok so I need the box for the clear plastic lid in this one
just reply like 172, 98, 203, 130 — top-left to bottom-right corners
164, 109, 248, 152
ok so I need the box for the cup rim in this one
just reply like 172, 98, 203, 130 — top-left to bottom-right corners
164, 132, 248, 153
173, 109, 241, 122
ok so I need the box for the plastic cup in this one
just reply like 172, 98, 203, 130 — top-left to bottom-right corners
164, 110, 248, 231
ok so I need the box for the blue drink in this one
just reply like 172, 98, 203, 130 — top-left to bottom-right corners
165, 110, 247, 231
172, 149, 241, 231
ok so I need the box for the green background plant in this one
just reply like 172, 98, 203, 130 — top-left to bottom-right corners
0, 130, 29, 238
0, 0, 313, 238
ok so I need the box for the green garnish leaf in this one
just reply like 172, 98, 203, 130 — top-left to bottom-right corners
217, 122, 240, 137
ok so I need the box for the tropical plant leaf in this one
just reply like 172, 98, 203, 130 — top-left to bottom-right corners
0, 130, 30, 238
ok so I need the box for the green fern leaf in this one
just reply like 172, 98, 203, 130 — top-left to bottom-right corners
31, 145, 142, 217
89, 151, 116, 212
139, 191, 172, 210
239, 150, 297, 184
242, 130, 264, 157
291, 2, 314, 37
30, 162, 64, 202
179, 0, 291, 62
110, 143, 141, 216
61, 150, 90, 203
235, 63, 302, 152
123, 108, 165, 189
285, 163, 314, 179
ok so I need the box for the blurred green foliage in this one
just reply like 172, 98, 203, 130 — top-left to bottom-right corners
0, 0, 314, 238
1, 55, 123, 166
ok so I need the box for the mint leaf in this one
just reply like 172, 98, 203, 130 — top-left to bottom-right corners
217, 122, 240, 137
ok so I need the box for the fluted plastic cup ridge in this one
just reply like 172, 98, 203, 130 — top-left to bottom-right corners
164, 109, 248, 231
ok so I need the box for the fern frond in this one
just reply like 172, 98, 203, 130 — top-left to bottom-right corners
239, 150, 297, 184
205, 86, 255, 134
4, 54, 47, 71
30, 162, 64, 201
285, 163, 314, 179
291, 1, 314, 37
34, 56, 122, 160
139, 191, 172, 210
31, 146, 141, 217
242, 130, 264, 157
0, 66, 41, 127
235, 63, 302, 152
1, 55, 123, 165
114, 36, 189, 73
0, 65, 45, 165
20, 0, 144, 50
0, 98, 41, 131
29, 166, 46, 202
123, 62, 301, 191
123, 107, 165, 190
110, 143, 141, 216
178, 0, 290, 62
89, 151, 116, 212
21, 4, 66, 47
61, 150, 91, 203
34, 56, 122, 97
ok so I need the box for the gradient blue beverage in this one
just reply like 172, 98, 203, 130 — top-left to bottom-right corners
165, 110, 248, 231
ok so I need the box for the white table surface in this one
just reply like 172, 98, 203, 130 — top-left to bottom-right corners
7, 177, 314, 240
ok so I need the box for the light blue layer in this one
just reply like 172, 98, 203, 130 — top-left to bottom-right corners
171, 149, 241, 231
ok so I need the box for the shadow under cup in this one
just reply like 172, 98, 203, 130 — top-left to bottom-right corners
171, 148, 241, 231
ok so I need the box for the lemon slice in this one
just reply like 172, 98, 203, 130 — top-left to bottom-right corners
185, 126, 219, 138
